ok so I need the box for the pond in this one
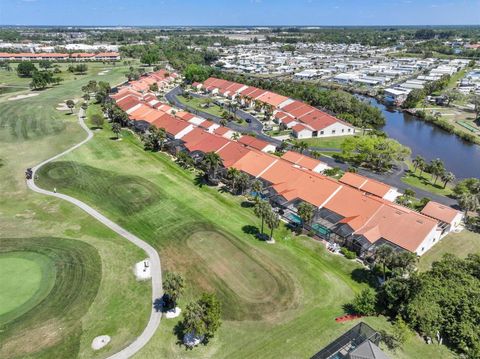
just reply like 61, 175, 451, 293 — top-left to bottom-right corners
364, 96, 480, 179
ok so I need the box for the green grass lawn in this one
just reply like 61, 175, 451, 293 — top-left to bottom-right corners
176, 95, 225, 118
265, 129, 291, 137
418, 230, 480, 272
0, 252, 55, 317
303, 134, 356, 149
401, 162, 453, 197
35, 116, 455, 359
0, 60, 151, 358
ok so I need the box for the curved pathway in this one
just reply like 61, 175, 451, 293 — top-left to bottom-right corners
27, 109, 162, 359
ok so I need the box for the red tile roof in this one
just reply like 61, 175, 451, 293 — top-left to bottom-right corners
421, 201, 462, 224
216, 142, 251, 167
339, 172, 391, 198
257, 91, 289, 107
231, 150, 278, 177
238, 135, 271, 151
152, 113, 191, 136
281, 151, 325, 171
116, 95, 142, 112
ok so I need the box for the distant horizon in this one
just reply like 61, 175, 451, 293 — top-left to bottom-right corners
1, 0, 479, 27
1, 24, 480, 28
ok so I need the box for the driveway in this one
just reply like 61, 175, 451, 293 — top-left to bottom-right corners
27, 109, 163, 359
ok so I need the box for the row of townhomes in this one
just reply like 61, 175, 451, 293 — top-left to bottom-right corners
110, 69, 463, 258
193, 77, 356, 139
0, 51, 120, 61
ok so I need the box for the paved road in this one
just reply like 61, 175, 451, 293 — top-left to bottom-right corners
165, 86, 282, 145
27, 109, 163, 359
166, 87, 458, 207
314, 154, 458, 206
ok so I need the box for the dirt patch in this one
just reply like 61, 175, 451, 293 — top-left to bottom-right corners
0, 320, 65, 357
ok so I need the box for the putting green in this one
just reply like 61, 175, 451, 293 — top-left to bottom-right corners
0, 252, 56, 321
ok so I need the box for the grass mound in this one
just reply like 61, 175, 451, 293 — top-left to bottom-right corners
186, 230, 296, 321
0, 237, 101, 359
38, 160, 298, 322
38, 161, 162, 215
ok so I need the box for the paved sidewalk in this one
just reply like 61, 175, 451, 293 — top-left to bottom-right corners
27, 109, 163, 359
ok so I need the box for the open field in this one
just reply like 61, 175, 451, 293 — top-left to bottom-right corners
401, 161, 453, 197
0, 61, 151, 358
418, 230, 480, 271
35, 113, 456, 358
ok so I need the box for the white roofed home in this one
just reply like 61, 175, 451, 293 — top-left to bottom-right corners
292, 124, 313, 139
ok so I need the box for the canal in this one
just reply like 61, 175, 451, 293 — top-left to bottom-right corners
365, 97, 480, 179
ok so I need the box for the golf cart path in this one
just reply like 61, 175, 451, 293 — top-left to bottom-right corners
26, 108, 162, 359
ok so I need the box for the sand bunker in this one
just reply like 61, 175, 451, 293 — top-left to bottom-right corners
8, 93, 39, 101
91, 335, 111, 350
134, 259, 151, 280
165, 307, 181, 319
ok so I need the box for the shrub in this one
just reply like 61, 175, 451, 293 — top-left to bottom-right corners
340, 247, 357, 259
351, 288, 377, 316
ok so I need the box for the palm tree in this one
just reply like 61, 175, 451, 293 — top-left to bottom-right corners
227, 167, 240, 193
412, 155, 425, 173
458, 193, 479, 220
310, 150, 321, 159
429, 158, 445, 185
254, 200, 271, 235
111, 122, 121, 139
418, 159, 427, 177
177, 151, 189, 167
265, 211, 280, 242
219, 118, 227, 126
251, 179, 263, 202
236, 172, 250, 195
163, 272, 185, 310
297, 202, 315, 229
391, 252, 418, 277
375, 245, 394, 282
157, 128, 167, 150
293, 141, 308, 154
202, 152, 222, 182
231, 132, 240, 141
441, 171, 455, 189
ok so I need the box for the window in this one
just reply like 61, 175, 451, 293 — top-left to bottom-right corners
320, 131, 324, 135
348, 128, 351, 132
332, 130, 336, 134
342, 129, 345, 133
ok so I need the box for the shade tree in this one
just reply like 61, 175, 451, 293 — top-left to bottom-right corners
163, 272, 185, 310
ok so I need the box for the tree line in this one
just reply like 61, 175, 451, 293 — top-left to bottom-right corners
16, 61, 64, 90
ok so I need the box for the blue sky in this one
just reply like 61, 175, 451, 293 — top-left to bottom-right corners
0, 0, 479, 26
